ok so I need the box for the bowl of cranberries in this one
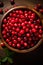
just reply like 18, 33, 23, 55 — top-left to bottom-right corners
0, 6, 43, 53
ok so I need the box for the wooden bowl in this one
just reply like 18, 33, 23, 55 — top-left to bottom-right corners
0, 6, 43, 53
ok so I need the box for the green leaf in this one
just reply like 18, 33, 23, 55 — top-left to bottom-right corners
2, 57, 8, 62
8, 57, 13, 64
0, 62, 1, 65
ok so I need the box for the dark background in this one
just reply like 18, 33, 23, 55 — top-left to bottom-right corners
0, 0, 43, 65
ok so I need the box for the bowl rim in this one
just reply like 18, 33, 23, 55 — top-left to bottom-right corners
0, 6, 43, 53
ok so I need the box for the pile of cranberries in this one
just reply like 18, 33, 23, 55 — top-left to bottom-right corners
1, 8, 43, 50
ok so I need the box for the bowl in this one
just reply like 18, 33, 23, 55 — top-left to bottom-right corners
0, 6, 43, 53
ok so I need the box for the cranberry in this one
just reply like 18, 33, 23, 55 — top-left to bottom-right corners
32, 28, 36, 33
0, 8, 3, 14
17, 37, 21, 42
2, 30, 6, 35
35, 25, 38, 29
21, 40, 24, 45
12, 31, 15, 35
3, 35, 6, 38
24, 42, 27, 47
8, 42, 12, 46
14, 23, 17, 27
21, 22, 25, 26
26, 33, 30, 37
20, 15, 24, 19
10, 0, 15, 5
39, 29, 42, 34
31, 43, 34, 47
24, 13, 28, 18
17, 43, 20, 48
12, 44, 15, 47
37, 4, 41, 9
0, 1, 4, 7
31, 24, 35, 28
28, 11, 32, 15
25, 28, 29, 32
38, 34, 42, 38
13, 13, 16, 17
19, 10, 23, 14
6, 39, 9, 43
3, 19, 7, 23
13, 40, 17, 44
1, 43, 5, 47
16, 10, 19, 14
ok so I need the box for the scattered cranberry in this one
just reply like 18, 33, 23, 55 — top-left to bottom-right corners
0, 1, 4, 7
10, 0, 15, 5
1, 8, 42, 50
0, 8, 3, 14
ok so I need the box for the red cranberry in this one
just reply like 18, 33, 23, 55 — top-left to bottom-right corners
2, 30, 6, 35
3, 35, 6, 38
1, 43, 5, 47
17, 37, 21, 42
26, 33, 30, 37
35, 25, 38, 29
10, 0, 15, 5
6, 39, 9, 43
0, 1, 4, 7
21, 40, 24, 45
8, 42, 12, 46
17, 43, 20, 48
28, 11, 32, 15
24, 42, 27, 47
3, 19, 7, 23
32, 28, 36, 33
12, 44, 15, 47
13, 40, 17, 44
20, 15, 24, 19
38, 34, 42, 38
16, 28, 20, 32
31, 43, 34, 47
20, 30, 24, 35
31, 24, 35, 28
19, 10, 23, 14
12, 31, 15, 35
25, 28, 29, 32
39, 29, 42, 34
16, 10, 19, 14
24, 13, 28, 18
13, 13, 16, 17
14, 23, 17, 27
0, 8, 3, 14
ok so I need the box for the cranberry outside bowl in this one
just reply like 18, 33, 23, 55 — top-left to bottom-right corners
0, 6, 43, 53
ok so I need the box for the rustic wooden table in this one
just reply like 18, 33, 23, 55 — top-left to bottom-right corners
0, 0, 43, 65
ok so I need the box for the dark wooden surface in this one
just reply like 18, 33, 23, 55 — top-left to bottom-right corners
0, 0, 43, 65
